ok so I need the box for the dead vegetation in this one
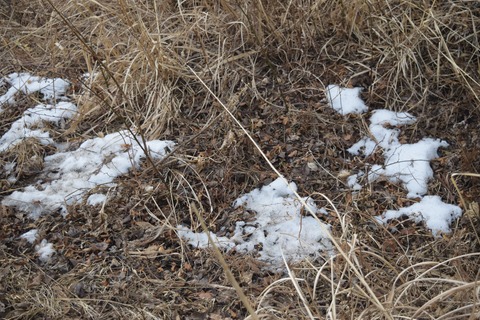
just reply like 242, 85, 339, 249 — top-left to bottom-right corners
1, 0, 480, 319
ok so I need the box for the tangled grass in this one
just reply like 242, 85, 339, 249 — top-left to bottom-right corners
1, 0, 479, 319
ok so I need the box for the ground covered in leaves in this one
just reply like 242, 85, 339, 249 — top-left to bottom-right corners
1, 1, 480, 319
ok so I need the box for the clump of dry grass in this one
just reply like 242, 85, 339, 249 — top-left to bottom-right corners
4, 138, 50, 179
1, 0, 480, 319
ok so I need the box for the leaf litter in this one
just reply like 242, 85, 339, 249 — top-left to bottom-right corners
1, 76, 461, 266
2, 3, 479, 317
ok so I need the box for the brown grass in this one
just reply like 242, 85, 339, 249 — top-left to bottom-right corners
1, 0, 480, 319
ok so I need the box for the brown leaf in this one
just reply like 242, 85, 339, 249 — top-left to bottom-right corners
29, 273, 43, 287
183, 262, 192, 272
198, 291, 213, 300
91, 242, 109, 251
382, 239, 397, 253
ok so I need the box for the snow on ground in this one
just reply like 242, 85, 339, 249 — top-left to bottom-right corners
346, 171, 364, 191
0, 72, 75, 153
2, 130, 174, 219
348, 110, 449, 198
335, 92, 461, 234
87, 193, 108, 206
20, 229, 38, 244
21, 228, 56, 262
0, 73, 463, 264
178, 178, 333, 269
376, 196, 462, 235
326, 85, 368, 115
0, 73, 174, 262
0, 73, 70, 109
35, 239, 56, 262
1, 73, 174, 220
0, 101, 78, 152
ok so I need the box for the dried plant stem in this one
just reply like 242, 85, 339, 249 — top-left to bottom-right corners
190, 202, 259, 320
188, 66, 393, 319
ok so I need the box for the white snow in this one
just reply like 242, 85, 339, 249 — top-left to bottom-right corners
177, 226, 233, 249
35, 239, 55, 262
348, 110, 417, 156
0, 72, 464, 268
378, 138, 449, 198
326, 85, 368, 115
20, 229, 38, 243
0, 101, 78, 152
348, 109, 449, 198
0, 72, 174, 219
87, 193, 107, 206
0, 73, 69, 109
376, 196, 462, 235
178, 178, 333, 269
347, 171, 364, 191
21, 229, 56, 262
342, 101, 461, 234
3, 162, 16, 183
0, 72, 76, 152
2, 131, 174, 219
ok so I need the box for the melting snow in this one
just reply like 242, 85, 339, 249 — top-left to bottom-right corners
348, 110, 417, 156
2, 131, 174, 219
348, 110, 449, 198
0, 101, 78, 152
35, 239, 55, 262
0, 72, 69, 109
326, 85, 368, 115
347, 171, 364, 191
87, 193, 108, 206
20, 229, 38, 244
178, 178, 333, 269
376, 196, 462, 235
0, 73, 175, 220
0, 72, 464, 265
341, 100, 461, 234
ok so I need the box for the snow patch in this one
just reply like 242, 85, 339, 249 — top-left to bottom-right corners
178, 178, 332, 270
376, 196, 462, 235
348, 110, 448, 198
2, 131, 174, 219
87, 193, 107, 206
0, 101, 77, 152
35, 239, 55, 262
326, 85, 368, 115
346, 108, 460, 234
177, 226, 233, 250
0, 73, 69, 109
347, 171, 364, 191
20, 229, 38, 243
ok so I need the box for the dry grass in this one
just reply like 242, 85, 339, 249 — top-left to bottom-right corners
1, 0, 480, 319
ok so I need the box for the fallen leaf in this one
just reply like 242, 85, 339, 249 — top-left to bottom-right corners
198, 291, 213, 300
183, 262, 192, 272
29, 273, 43, 287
